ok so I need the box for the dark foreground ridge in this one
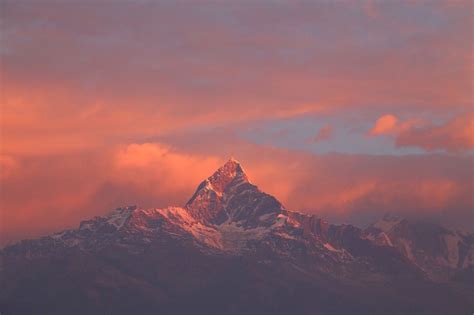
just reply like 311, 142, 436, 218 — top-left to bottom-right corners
1, 159, 473, 315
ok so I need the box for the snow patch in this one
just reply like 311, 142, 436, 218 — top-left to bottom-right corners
157, 207, 222, 248
106, 207, 134, 229
218, 222, 270, 253
274, 231, 297, 240
324, 243, 342, 253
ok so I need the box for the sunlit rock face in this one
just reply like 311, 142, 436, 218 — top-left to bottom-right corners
1, 160, 473, 315
185, 158, 284, 227
185, 158, 248, 223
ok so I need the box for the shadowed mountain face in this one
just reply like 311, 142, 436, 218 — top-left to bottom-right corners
1, 160, 473, 315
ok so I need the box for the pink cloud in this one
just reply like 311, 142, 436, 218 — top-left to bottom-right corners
370, 113, 473, 152
369, 114, 399, 135
314, 124, 333, 142
0, 155, 20, 179
396, 113, 474, 152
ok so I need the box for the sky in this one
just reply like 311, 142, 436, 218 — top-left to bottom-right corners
0, 0, 473, 246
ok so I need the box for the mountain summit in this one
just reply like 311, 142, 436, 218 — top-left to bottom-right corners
1, 160, 473, 315
188, 158, 249, 199
206, 158, 249, 191
185, 159, 283, 226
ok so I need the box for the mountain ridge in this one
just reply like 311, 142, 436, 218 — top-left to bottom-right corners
1, 159, 473, 314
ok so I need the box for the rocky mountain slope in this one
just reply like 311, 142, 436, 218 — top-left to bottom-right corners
1, 159, 473, 314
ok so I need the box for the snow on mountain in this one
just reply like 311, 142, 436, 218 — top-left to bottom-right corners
365, 213, 474, 279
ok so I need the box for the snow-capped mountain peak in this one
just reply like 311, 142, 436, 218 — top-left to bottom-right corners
3, 160, 474, 315
185, 158, 248, 205
205, 157, 249, 192
184, 158, 276, 225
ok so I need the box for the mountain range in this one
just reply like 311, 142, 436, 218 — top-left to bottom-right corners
1, 159, 473, 314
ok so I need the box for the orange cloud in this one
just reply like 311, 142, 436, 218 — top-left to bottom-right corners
396, 113, 474, 152
369, 114, 399, 135
0, 155, 20, 179
370, 113, 473, 152
112, 143, 222, 200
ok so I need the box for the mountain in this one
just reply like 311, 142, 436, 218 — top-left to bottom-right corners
364, 214, 474, 281
1, 159, 473, 315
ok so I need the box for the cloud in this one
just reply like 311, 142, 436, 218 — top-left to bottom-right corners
369, 114, 399, 135
2, 1, 472, 126
0, 155, 20, 179
0, 152, 113, 245
1, 1, 471, 161
370, 113, 474, 152
396, 113, 474, 152
112, 143, 222, 202
314, 124, 333, 142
